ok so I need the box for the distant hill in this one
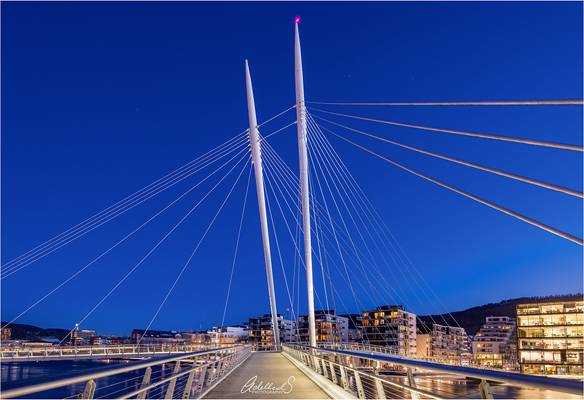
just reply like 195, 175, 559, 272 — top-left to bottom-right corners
1, 322, 70, 342
419, 294, 582, 335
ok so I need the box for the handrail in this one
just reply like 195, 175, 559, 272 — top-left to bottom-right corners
285, 344, 441, 399
1, 345, 247, 399
306, 345, 583, 396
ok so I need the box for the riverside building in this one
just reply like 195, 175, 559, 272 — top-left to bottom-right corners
246, 314, 297, 350
298, 310, 348, 343
472, 316, 517, 369
359, 305, 417, 356
516, 298, 584, 376
416, 323, 469, 363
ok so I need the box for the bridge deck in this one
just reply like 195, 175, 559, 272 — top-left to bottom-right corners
203, 352, 329, 399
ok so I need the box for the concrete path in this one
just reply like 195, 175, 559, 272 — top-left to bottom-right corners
203, 352, 329, 399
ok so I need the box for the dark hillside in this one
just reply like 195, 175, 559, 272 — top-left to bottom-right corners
419, 294, 582, 335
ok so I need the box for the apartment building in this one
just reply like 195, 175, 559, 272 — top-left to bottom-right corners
472, 316, 517, 369
130, 329, 184, 345
70, 328, 97, 346
516, 298, 583, 376
340, 314, 362, 342
359, 305, 417, 356
298, 310, 348, 343
246, 314, 297, 350
207, 326, 247, 345
416, 323, 469, 362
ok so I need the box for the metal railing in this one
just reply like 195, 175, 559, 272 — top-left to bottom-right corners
315, 342, 519, 371
283, 344, 583, 399
0, 343, 230, 361
2, 345, 251, 399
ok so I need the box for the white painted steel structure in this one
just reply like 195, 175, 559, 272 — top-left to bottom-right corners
0, 344, 225, 362
244, 60, 281, 347
1, 346, 251, 399
294, 20, 317, 348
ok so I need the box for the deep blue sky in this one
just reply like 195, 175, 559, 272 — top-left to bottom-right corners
2, 2, 582, 335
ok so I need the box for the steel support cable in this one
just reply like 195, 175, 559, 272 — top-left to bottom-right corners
307, 117, 449, 329
307, 122, 405, 309
307, 123, 420, 341
263, 161, 370, 319
307, 143, 402, 344
1, 138, 250, 277
308, 115, 466, 329
262, 146, 365, 309
315, 115, 583, 198
262, 144, 354, 276
309, 107, 584, 152
308, 100, 584, 106
300, 139, 392, 320
221, 167, 253, 329
328, 132, 583, 246
307, 125, 390, 307
263, 140, 373, 253
2, 133, 248, 271
262, 167, 326, 309
263, 139, 418, 318
260, 121, 297, 141
263, 141, 397, 280
308, 116, 462, 330
1, 140, 250, 279
308, 167, 331, 312
257, 105, 296, 128
265, 178, 301, 321
95, 369, 168, 400
72, 151, 252, 329
4, 146, 253, 325
138, 158, 251, 345
3, 105, 293, 271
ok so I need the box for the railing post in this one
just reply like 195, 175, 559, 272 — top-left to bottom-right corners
373, 360, 381, 375
479, 379, 494, 399
320, 358, 329, 379
339, 365, 350, 391
182, 369, 196, 399
206, 361, 217, 385
374, 377, 387, 400
407, 369, 419, 400
328, 361, 338, 384
164, 361, 182, 399
79, 379, 96, 399
312, 355, 322, 374
198, 365, 209, 393
136, 367, 152, 400
353, 371, 366, 399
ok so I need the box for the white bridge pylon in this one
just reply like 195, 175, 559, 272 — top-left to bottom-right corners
294, 20, 317, 348
245, 60, 281, 348
244, 21, 317, 349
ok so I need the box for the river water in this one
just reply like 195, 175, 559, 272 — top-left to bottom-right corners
1, 360, 175, 399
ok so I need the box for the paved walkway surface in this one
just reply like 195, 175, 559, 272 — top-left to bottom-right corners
203, 352, 329, 399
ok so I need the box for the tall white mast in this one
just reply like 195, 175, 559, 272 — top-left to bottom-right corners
294, 20, 317, 348
245, 60, 281, 348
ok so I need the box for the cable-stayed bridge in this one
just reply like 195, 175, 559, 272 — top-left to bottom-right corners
1, 21, 582, 400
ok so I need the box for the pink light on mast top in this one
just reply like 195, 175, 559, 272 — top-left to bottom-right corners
295, 16, 301, 24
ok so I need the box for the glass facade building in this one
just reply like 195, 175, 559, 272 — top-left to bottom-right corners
516, 298, 584, 376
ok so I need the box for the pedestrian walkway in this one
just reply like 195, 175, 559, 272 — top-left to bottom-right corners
203, 352, 329, 399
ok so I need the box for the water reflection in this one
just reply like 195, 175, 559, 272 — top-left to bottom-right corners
380, 373, 582, 399
1, 360, 175, 399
